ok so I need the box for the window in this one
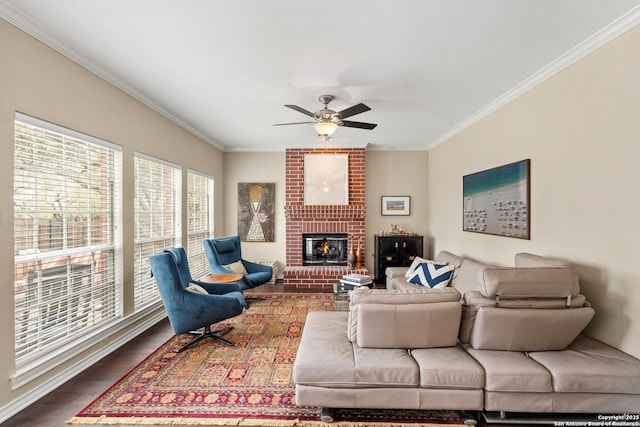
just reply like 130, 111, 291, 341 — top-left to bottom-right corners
133, 154, 181, 310
13, 113, 122, 366
187, 170, 214, 279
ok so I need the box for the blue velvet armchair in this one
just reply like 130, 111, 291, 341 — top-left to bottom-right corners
149, 249, 245, 352
203, 236, 273, 290
164, 247, 246, 307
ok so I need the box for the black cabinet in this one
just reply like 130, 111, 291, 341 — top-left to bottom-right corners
374, 235, 424, 283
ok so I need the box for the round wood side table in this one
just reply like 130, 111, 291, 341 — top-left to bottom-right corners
200, 273, 243, 283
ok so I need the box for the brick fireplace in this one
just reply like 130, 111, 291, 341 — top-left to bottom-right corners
283, 148, 368, 291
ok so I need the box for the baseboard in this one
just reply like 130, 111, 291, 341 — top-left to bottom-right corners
0, 310, 167, 424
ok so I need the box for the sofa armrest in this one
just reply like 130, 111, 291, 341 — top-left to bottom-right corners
385, 266, 410, 289
385, 266, 408, 279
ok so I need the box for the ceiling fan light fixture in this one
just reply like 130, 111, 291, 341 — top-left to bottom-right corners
314, 121, 338, 137
277, 95, 376, 135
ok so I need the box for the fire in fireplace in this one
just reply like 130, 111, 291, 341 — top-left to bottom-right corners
302, 233, 348, 266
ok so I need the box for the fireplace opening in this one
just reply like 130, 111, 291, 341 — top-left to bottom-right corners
302, 233, 348, 266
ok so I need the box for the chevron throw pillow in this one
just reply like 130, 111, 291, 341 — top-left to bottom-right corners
404, 256, 431, 278
408, 262, 455, 288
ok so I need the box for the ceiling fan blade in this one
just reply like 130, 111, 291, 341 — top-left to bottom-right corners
341, 120, 377, 130
273, 121, 315, 126
285, 105, 315, 117
338, 103, 371, 119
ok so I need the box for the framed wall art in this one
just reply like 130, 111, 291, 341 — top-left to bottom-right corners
463, 159, 530, 239
304, 154, 349, 205
381, 196, 411, 216
238, 183, 275, 242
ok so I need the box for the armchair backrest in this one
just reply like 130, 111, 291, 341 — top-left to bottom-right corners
164, 247, 192, 288
203, 236, 242, 266
149, 252, 192, 325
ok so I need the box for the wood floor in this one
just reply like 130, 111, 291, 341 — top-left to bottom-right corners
3, 318, 175, 427
1, 283, 308, 427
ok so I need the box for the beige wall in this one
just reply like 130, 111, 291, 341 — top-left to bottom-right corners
0, 19, 224, 409
222, 152, 286, 274
365, 151, 430, 272
221, 151, 430, 276
428, 25, 640, 357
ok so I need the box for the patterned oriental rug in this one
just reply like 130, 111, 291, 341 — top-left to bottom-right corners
68, 293, 463, 426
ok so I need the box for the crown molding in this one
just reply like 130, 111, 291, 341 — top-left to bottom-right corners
2, 2, 638, 153
0, 1, 226, 151
224, 141, 370, 153
428, 5, 640, 150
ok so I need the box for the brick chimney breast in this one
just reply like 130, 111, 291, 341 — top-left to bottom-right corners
283, 148, 367, 290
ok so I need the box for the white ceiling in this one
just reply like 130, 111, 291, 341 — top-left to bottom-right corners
2, 1, 639, 152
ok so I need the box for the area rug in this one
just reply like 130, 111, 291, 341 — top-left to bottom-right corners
68, 293, 463, 426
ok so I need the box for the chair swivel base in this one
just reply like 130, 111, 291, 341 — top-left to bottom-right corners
177, 325, 234, 353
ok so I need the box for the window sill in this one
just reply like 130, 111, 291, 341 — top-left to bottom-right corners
11, 303, 165, 390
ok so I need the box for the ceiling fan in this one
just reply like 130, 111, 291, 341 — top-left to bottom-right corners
273, 95, 377, 137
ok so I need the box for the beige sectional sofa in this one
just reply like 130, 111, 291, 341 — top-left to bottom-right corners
292, 251, 640, 423
294, 288, 485, 416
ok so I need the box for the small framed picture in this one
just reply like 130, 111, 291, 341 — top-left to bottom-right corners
381, 196, 411, 216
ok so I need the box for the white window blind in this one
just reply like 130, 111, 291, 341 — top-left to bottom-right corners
187, 170, 214, 279
134, 154, 181, 310
13, 113, 123, 366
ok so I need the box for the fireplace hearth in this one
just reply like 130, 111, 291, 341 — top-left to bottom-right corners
302, 233, 348, 266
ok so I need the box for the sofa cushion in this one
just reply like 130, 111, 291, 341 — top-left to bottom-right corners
388, 275, 419, 290
434, 251, 464, 269
408, 262, 454, 288
411, 345, 484, 390
468, 306, 595, 351
293, 312, 356, 388
528, 334, 640, 394
354, 301, 461, 349
293, 311, 419, 388
351, 346, 420, 387
463, 345, 553, 392
451, 257, 491, 295
347, 288, 461, 347
459, 291, 590, 345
